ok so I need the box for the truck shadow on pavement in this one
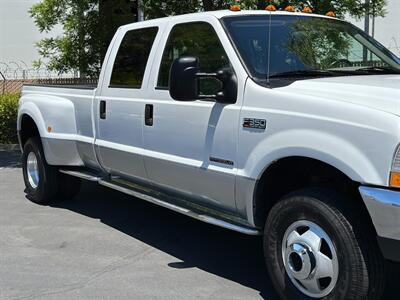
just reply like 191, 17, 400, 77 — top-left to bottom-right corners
0, 151, 21, 168
50, 181, 279, 299
49, 181, 400, 300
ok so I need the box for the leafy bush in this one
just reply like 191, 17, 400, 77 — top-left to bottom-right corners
0, 93, 19, 144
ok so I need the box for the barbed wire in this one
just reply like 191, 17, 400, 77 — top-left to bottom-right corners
388, 37, 400, 56
0, 61, 74, 80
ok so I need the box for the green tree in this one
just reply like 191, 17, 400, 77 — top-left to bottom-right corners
30, 0, 137, 77
31, 0, 386, 77
142, 0, 199, 19
143, 0, 386, 19
142, 0, 259, 16
258, 0, 386, 18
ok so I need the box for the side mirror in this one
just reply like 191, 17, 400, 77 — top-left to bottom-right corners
169, 56, 237, 104
169, 56, 200, 101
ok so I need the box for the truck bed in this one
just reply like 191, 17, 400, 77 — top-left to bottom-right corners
25, 84, 97, 90
23, 83, 97, 91
19, 84, 98, 168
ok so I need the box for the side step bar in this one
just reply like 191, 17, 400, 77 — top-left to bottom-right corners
59, 169, 103, 182
99, 179, 261, 235
59, 168, 261, 236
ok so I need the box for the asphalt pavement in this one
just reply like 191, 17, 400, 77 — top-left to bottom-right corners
0, 151, 398, 300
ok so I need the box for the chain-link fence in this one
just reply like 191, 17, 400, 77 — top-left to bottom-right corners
0, 61, 97, 94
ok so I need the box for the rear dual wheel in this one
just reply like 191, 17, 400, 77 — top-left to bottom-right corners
22, 137, 81, 204
264, 188, 385, 300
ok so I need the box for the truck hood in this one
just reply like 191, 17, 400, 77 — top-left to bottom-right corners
283, 75, 400, 116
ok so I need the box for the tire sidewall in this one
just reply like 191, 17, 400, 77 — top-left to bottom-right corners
264, 192, 365, 300
22, 138, 51, 203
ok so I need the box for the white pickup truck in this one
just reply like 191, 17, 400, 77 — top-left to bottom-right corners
17, 9, 400, 300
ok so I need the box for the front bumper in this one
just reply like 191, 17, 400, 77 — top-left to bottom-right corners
359, 186, 400, 262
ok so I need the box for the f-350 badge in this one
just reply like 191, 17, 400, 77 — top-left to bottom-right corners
243, 118, 267, 130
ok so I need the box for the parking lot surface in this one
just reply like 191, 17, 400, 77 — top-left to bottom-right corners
0, 151, 398, 300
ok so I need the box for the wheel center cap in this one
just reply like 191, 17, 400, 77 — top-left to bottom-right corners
285, 243, 315, 280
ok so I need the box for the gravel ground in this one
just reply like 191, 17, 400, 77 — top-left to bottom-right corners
0, 151, 398, 300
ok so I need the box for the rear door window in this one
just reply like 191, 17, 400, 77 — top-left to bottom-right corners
110, 27, 158, 89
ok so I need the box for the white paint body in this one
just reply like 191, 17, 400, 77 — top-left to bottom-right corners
17, 10, 400, 228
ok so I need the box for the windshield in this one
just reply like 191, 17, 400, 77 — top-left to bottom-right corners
222, 15, 400, 86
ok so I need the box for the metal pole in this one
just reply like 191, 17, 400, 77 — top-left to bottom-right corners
363, 0, 370, 62
138, 0, 144, 21
0, 71, 5, 95
364, 0, 370, 35
372, 2, 375, 39
370, 0, 376, 63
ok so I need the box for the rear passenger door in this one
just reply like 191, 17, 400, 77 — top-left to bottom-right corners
95, 25, 160, 181
143, 18, 244, 213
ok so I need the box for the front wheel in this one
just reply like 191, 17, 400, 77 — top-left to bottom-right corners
264, 188, 385, 300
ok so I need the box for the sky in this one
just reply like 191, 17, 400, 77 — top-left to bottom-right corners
349, 0, 400, 56
0, 0, 63, 71
0, 0, 399, 73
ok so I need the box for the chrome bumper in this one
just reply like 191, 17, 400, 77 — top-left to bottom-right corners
359, 186, 400, 241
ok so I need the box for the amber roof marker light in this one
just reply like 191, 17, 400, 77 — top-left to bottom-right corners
326, 11, 336, 17
230, 4, 241, 11
284, 6, 296, 12
265, 5, 277, 11
302, 7, 313, 13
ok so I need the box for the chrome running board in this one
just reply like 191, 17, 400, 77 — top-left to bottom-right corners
59, 168, 261, 236
98, 179, 261, 236
59, 169, 103, 182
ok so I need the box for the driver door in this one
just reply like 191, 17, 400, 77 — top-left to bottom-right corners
142, 19, 244, 213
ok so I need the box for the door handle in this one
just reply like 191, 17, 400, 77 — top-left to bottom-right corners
145, 104, 153, 126
100, 100, 106, 120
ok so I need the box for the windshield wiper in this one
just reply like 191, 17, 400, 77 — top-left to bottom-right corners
355, 66, 400, 73
269, 69, 339, 79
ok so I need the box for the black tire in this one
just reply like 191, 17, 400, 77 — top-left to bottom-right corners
22, 137, 59, 204
264, 188, 385, 300
57, 173, 81, 200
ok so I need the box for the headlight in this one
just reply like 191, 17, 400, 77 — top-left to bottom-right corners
390, 145, 400, 188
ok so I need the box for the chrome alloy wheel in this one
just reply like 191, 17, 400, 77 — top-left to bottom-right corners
282, 220, 339, 298
27, 152, 40, 189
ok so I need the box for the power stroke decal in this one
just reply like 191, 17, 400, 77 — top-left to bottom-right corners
209, 157, 234, 166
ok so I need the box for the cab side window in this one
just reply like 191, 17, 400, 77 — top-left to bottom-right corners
157, 22, 232, 93
110, 27, 158, 88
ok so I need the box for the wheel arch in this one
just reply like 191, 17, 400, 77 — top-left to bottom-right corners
252, 155, 374, 230
17, 99, 48, 145
19, 113, 41, 148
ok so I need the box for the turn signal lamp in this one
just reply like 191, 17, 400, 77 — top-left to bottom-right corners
390, 145, 400, 188
265, 5, 277, 11
302, 7, 313, 13
326, 11, 336, 17
285, 6, 296, 12
230, 4, 241, 11
390, 172, 400, 188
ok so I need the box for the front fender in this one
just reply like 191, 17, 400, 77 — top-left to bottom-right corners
236, 128, 395, 227
240, 128, 389, 186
